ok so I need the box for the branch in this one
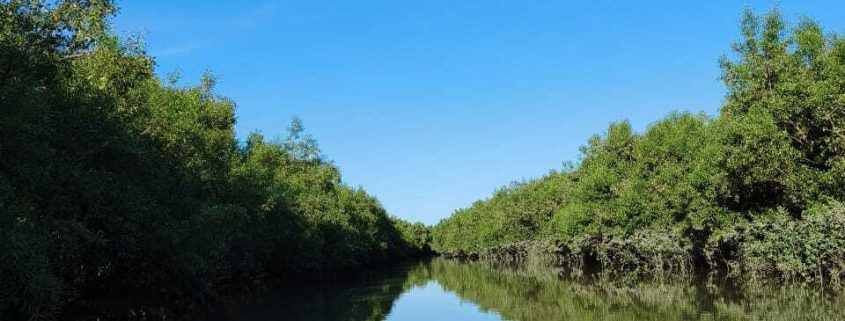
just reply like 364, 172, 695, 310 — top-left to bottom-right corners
60, 52, 90, 60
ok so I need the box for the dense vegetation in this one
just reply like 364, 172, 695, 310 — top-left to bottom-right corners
0, 1, 428, 319
432, 10, 845, 281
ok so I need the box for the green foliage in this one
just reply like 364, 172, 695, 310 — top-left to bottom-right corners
708, 201, 845, 282
432, 9, 845, 282
0, 1, 426, 319
392, 219, 432, 255
431, 170, 571, 253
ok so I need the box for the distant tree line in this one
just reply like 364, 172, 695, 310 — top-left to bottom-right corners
433, 10, 845, 282
0, 1, 428, 319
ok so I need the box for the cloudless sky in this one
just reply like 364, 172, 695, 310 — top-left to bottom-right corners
387, 281, 503, 321
113, 1, 845, 225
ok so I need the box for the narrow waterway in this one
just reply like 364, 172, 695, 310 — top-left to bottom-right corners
183, 258, 843, 321
78, 258, 845, 321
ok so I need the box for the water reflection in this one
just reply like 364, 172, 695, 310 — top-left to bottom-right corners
385, 281, 503, 321
79, 258, 845, 321
425, 259, 845, 321
198, 263, 430, 321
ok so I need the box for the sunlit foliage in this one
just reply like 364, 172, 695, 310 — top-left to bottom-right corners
432, 9, 845, 282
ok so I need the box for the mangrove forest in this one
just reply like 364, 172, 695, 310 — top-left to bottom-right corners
2, 0, 845, 320
433, 9, 845, 282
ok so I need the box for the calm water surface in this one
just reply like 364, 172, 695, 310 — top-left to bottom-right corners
188, 258, 844, 321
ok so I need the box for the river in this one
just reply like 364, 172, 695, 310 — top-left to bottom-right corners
79, 258, 845, 320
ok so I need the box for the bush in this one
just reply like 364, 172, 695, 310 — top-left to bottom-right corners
710, 202, 845, 283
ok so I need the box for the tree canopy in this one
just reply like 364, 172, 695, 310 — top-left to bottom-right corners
0, 1, 428, 319
432, 9, 845, 281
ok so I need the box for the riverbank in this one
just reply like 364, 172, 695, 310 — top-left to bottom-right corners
438, 202, 845, 285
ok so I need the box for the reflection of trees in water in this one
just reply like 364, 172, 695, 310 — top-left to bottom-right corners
72, 259, 844, 321
70, 261, 432, 321
427, 258, 845, 321
196, 262, 432, 321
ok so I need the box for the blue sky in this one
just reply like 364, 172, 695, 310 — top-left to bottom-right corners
113, 1, 845, 225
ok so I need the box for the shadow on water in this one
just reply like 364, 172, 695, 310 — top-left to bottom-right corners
196, 261, 432, 321
72, 258, 845, 321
